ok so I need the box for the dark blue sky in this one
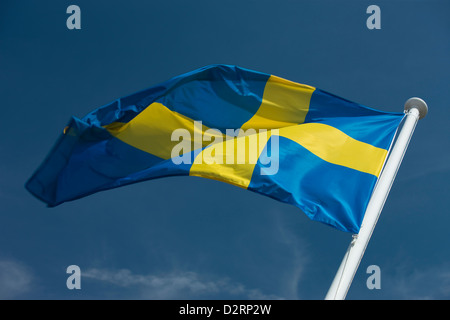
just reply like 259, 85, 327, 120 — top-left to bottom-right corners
0, 0, 449, 299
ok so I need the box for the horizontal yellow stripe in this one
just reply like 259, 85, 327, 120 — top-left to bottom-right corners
241, 75, 315, 130
189, 130, 272, 189
104, 99, 384, 181
278, 123, 387, 177
104, 102, 224, 160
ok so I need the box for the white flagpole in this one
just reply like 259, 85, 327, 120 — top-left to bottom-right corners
325, 97, 428, 300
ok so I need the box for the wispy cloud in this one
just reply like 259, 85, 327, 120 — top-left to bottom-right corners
0, 259, 33, 299
397, 156, 450, 183
385, 263, 450, 299
82, 208, 312, 300
272, 213, 310, 299
83, 268, 282, 300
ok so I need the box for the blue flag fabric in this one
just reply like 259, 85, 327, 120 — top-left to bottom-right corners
26, 65, 404, 233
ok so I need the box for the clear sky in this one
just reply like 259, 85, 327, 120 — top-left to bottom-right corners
0, 0, 449, 299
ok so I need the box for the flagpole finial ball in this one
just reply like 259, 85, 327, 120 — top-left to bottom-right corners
404, 97, 428, 119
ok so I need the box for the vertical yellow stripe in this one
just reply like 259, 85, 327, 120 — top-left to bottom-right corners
189, 130, 272, 189
241, 75, 315, 130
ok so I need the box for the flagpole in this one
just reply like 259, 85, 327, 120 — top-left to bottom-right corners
325, 97, 428, 300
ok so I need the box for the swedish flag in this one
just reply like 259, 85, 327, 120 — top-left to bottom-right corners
26, 65, 404, 233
